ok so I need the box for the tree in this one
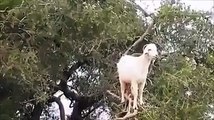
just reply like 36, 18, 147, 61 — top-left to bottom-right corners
0, 0, 214, 119
0, 0, 143, 119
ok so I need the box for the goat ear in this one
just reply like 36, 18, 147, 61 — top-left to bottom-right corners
143, 44, 148, 49
143, 44, 148, 52
143, 44, 148, 53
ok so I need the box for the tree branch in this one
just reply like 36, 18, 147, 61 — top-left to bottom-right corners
126, 0, 150, 17
69, 93, 103, 120
82, 101, 103, 118
124, 0, 177, 56
63, 59, 89, 80
59, 80, 78, 101
106, 90, 121, 102
31, 103, 43, 120
48, 96, 65, 120
124, 20, 155, 55
59, 59, 104, 120
116, 110, 138, 120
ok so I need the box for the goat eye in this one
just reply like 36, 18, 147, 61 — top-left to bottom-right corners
148, 49, 151, 51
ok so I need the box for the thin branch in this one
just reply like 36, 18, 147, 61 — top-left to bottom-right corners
82, 101, 103, 118
124, 20, 155, 55
115, 93, 138, 120
63, 59, 89, 80
126, 0, 150, 17
116, 110, 138, 120
106, 90, 121, 101
124, 0, 177, 55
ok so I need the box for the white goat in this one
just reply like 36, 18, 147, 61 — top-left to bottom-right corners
117, 43, 158, 110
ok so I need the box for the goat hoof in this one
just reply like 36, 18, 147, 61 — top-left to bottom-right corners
140, 101, 144, 106
134, 107, 138, 110
133, 106, 138, 110
121, 99, 125, 104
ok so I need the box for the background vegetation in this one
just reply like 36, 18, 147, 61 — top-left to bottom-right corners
0, 0, 213, 119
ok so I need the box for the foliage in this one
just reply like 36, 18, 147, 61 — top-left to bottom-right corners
0, 0, 214, 119
0, 0, 143, 119
0, 0, 22, 10
137, 3, 214, 119
140, 55, 214, 119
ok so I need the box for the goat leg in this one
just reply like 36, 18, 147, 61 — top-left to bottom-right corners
131, 81, 138, 110
139, 80, 146, 106
120, 81, 126, 103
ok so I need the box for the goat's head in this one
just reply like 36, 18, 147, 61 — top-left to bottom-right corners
143, 43, 158, 59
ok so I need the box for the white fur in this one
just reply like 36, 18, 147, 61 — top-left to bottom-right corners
117, 43, 158, 109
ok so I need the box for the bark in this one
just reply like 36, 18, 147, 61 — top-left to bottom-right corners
59, 59, 104, 120
31, 103, 43, 120
30, 59, 92, 120
48, 96, 65, 120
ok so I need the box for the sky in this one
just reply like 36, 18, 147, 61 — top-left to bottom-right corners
136, 0, 214, 13
50, 0, 214, 120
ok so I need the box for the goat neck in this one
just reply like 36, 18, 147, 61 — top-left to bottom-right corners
138, 53, 152, 68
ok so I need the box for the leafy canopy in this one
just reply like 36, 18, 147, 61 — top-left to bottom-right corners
0, 0, 214, 119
